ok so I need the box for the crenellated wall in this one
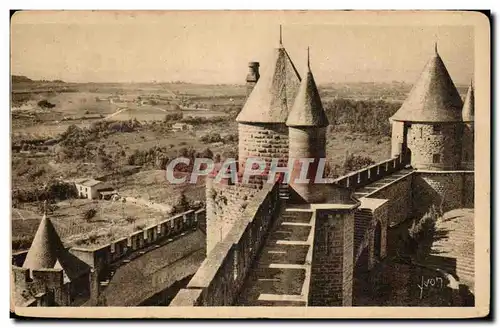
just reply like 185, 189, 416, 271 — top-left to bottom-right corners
69, 209, 203, 275
334, 154, 407, 190
170, 182, 281, 306
12, 266, 75, 307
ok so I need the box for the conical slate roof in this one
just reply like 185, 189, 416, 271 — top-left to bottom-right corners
462, 81, 474, 122
286, 52, 329, 127
391, 46, 463, 123
22, 214, 65, 270
236, 44, 301, 123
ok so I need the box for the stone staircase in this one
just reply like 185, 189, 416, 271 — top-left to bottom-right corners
236, 209, 314, 306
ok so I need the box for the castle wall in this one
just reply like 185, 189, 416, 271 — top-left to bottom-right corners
407, 123, 463, 170
309, 209, 355, 306
412, 171, 474, 218
171, 183, 281, 306
367, 174, 413, 227
462, 124, 474, 170
238, 123, 289, 171
205, 178, 259, 255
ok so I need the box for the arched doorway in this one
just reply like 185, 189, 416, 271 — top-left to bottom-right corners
374, 221, 382, 259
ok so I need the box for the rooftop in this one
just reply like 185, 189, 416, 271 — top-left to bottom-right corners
286, 49, 329, 128
462, 82, 474, 122
391, 45, 463, 123
236, 42, 301, 124
75, 178, 103, 187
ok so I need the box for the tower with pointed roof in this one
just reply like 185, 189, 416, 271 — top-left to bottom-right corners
286, 48, 329, 203
390, 44, 464, 170
236, 27, 301, 174
461, 81, 474, 170
12, 211, 91, 306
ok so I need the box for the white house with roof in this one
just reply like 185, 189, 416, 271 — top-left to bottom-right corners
74, 178, 113, 200
171, 122, 194, 132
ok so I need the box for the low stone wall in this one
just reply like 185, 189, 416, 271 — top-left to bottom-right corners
334, 154, 406, 190
170, 182, 281, 306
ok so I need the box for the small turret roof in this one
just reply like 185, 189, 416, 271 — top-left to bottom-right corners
391, 44, 463, 123
236, 41, 301, 123
22, 211, 92, 280
286, 48, 329, 127
22, 213, 65, 270
462, 81, 474, 122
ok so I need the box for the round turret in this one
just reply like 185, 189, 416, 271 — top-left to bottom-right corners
286, 50, 329, 203
390, 45, 464, 170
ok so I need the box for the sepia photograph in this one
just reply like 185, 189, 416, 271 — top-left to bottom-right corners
9, 10, 490, 319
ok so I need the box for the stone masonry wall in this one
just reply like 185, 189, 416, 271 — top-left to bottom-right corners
238, 123, 289, 171
461, 124, 474, 170
412, 171, 474, 219
288, 126, 326, 203
368, 175, 413, 227
407, 123, 463, 170
205, 178, 259, 255
391, 120, 405, 157
309, 209, 354, 306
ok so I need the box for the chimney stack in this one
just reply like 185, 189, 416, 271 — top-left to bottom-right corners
246, 61, 260, 97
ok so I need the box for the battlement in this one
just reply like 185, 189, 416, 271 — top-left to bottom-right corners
334, 153, 408, 190
69, 209, 205, 273
12, 264, 67, 306
171, 182, 281, 306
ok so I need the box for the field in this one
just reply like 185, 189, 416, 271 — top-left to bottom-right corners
12, 198, 169, 250
11, 78, 469, 252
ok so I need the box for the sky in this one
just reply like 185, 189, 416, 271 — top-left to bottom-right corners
10, 11, 475, 85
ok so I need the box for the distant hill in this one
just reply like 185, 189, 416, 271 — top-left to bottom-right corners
12, 75, 65, 84
12, 75, 33, 83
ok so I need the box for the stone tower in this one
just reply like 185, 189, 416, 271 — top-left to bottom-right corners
286, 48, 329, 203
235, 29, 301, 175
461, 81, 474, 170
390, 44, 464, 170
13, 212, 92, 306
205, 29, 301, 255
245, 62, 260, 97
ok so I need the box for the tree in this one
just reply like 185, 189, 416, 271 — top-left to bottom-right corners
172, 192, 190, 214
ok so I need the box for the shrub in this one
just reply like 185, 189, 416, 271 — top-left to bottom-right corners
172, 192, 190, 214
37, 100, 55, 109
408, 205, 439, 242
82, 208, 97, 222
343, 153, 375, 174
